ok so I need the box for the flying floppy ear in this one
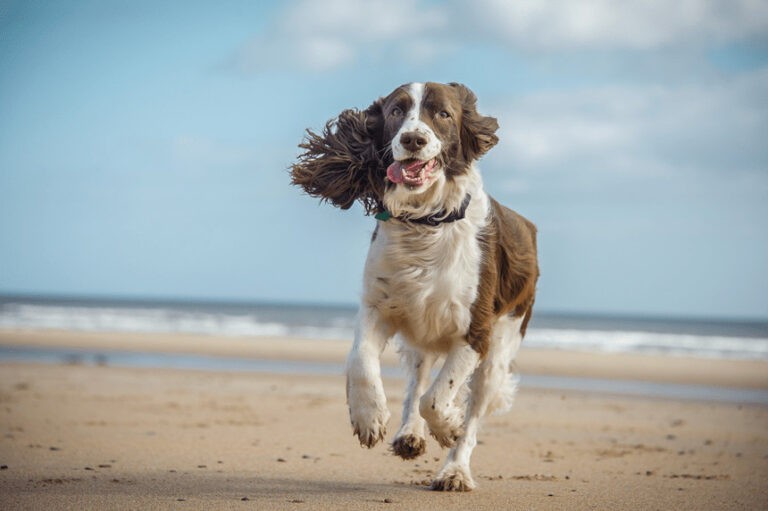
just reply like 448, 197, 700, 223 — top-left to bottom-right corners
291, 100, 386, 214
449, 83, 499, 162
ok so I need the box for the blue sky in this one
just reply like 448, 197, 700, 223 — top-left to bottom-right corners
1, 0, 767, 319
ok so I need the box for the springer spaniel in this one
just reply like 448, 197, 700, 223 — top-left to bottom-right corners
291, 82, 539, 491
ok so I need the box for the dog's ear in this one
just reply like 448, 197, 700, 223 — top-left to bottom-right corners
291, 100, 386, 214
363, 99, 384, 144
450, 83, 499, 162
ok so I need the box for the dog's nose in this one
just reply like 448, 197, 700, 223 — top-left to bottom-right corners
400, 132, 428, 152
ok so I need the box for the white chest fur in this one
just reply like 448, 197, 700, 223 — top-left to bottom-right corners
363, 192, 489, 351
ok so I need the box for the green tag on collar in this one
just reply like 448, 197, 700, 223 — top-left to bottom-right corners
374, 211, 392, 221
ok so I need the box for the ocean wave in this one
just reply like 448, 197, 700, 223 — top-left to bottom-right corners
0, 303, 290, 337
1, 301, 766, 360
524, 328, 768, 360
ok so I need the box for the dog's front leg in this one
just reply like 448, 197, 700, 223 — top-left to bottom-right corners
346, 306, 392, 448
392, 346, 436, 460
419, 342, 479, 449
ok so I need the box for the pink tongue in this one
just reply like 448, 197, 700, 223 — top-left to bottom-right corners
386, 162, 404, 184
386, 160, 426, 184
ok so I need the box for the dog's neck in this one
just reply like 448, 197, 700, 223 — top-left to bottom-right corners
375, 193, 473, 226
381, 164, 482, 222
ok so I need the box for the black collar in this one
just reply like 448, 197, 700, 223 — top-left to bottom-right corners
375, 194, 472, 226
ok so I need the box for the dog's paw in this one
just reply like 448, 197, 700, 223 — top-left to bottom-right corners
428, 427, 462, 449
430, 463, 476, 492
351, 417, 388, 448
425, 407, 464, 448
391, 434, 426, 460
348, 398, 390, 448
347, 374, 390, 448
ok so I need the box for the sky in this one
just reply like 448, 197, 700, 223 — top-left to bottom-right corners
1, 0, 767, 319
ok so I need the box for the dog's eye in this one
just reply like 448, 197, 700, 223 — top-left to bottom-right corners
438, 110, 451, 119
391, 107, 403, 117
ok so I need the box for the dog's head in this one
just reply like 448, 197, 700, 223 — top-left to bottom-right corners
291, 82, 498, 214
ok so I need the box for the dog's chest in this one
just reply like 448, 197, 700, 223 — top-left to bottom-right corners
366, 221, 483, 347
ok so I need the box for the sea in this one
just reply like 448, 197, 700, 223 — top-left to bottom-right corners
1, 295, 767, 360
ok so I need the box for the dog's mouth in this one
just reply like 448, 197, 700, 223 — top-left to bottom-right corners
386, 158, 438, 188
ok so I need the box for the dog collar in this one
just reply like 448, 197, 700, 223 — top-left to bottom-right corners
375, 193, 472, 226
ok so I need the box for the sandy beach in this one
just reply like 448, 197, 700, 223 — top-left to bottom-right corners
1, 330, 767, 510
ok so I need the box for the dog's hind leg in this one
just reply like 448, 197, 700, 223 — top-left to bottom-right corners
431, 315, 524, 492
346, 306, 394, 448
392, 346, 436, 460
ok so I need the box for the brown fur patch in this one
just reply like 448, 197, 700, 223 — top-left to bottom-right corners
466, 198, 539, 356
450, 83, 499, 166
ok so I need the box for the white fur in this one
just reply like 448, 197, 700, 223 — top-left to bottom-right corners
373, 168, 486, 345
391, 82, 442, 163
345, 85, 524, 491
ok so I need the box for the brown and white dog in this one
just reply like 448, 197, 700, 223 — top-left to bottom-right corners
291, 82, 539, 491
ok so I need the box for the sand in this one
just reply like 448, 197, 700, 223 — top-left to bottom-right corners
0, 330, 767, 510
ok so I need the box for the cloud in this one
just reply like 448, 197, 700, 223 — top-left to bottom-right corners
460, 0, 768, 51
492, 67, 768, 192
226, 0, 768, 73
230, 33, 357, 73
226, 0, 447, 73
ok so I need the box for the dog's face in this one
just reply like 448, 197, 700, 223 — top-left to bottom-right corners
291, 82, 499, 213
371, 82, 499, 195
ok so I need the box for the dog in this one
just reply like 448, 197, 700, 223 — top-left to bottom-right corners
291, 82, 539, 491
